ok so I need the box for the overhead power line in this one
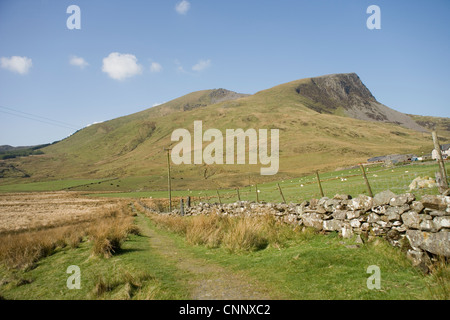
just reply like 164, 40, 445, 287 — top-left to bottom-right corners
0, 105, 80, 130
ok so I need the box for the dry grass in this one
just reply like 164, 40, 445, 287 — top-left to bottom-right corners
147, 212, 310, 253
0, 194, 139, 269
0, 191, 129, 234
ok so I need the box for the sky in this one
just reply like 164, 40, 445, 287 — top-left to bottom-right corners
0, 0, 449, 146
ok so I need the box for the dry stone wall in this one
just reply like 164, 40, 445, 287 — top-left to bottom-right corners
171, 191, 450, 272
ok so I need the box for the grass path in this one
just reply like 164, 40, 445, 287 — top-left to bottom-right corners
136, 214, 278, 300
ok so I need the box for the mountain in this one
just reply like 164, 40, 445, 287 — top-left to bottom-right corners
0, 73, 445, 190
291, 73, 426, 132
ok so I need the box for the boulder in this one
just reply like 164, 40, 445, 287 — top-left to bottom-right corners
408, 176, 436, 191
333, 194, 352, 200
406, 230, 450, 257
410, 201, 424, 213
367, 212, 381, 223
348, 195, 373, 212
346, 210, 361, 220
433, 216, 450, 230
302, 213, 323, 230
421, 195, 450, 211
419, 220, 438, 232
390, 193, 414, 206
341, 225, 353, 239
373, 190, 396, 206
323, 220, 344, 231
401, 211, 421, 229
350, 219, 361, 228
331, 210, 347, 220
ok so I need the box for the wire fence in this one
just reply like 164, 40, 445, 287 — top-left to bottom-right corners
157, 161, 449, 209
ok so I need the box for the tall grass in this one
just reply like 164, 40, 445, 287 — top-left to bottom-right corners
0, 202, 139, 269
148, 213, 313, 253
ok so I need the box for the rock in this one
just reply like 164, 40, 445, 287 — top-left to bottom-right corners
408, 176, 436, 191
387, 212, 401, 222
350, 219, 361, 228
390, 194, 414, 206
341, 225, 353, 238
411, 201, 424, 213
401, 211, 421, 229
348, 195, 373, 212
333, 194, 352, 200
323, 199, 340, 212
367, 212, 380, 223
346, 210, 361, 220
376, 220, 391, 228
372, 205, 387, 215
295, 201, 309, 215
361, 223, 370, 231
323, 220, 344, 231
428, 210, 447, 217
302, 213, 323, 230
419, 220, 438, 232
372, 227, 385, 236
434, 216, 450, 230
332, 210, 347, 220
373, 190, 396, 206
406, 249, 431, 273
421, 195, 450, 211
406, 230, 450, 257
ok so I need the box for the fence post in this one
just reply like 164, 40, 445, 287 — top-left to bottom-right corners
236, 188, 241, 202
216, 190, 222, 205
187, 196, 191, 208
180, 199, 184, 216
359, 164, 374, 198
315, 171, 325, 198
277, 183, 286, 203
164, 148, 172, 212
432, 131, 449, 194
255, 184, 259, 203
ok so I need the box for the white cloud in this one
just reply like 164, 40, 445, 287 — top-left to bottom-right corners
69, 55, 88, 68
175, 0, 190, 15
192, 59, 211, 72
102, 52, 143, 80
0, 56, 32, 74
150, 62, 163, 73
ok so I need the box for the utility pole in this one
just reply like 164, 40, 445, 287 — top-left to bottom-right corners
432, 131, 449, 193
164, 148, 172, 212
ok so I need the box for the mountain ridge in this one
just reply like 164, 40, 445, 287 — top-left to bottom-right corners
0, 73, 447, 190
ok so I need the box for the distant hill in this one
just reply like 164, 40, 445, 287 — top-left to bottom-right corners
0, 73, 446, 190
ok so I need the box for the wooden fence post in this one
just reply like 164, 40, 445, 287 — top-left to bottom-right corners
180, 198, 184, 216
187, 196, 191, 208
277, 183, 286, 203
255, 184, 259, 203
432, 131, 449, 194
216, 190, 222, 205
359, 164, 374, 198
315, 171, 325, 198
236, 188, 241, 202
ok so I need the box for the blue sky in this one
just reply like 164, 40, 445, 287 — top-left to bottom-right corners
0, 0, 449, 146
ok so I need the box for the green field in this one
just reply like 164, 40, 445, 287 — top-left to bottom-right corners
89, 162, 447, 204
1, 213, 448, 300
1, 162, 447, 204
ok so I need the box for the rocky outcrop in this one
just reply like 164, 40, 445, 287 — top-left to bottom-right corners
295, 73, 427, 132
167, 192, 450, 273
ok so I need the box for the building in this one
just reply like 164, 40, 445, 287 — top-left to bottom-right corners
432, 144, 450, 160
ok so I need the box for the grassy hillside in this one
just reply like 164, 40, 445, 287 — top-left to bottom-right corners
407, 114, 450, 142
0, 74, 443, 191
